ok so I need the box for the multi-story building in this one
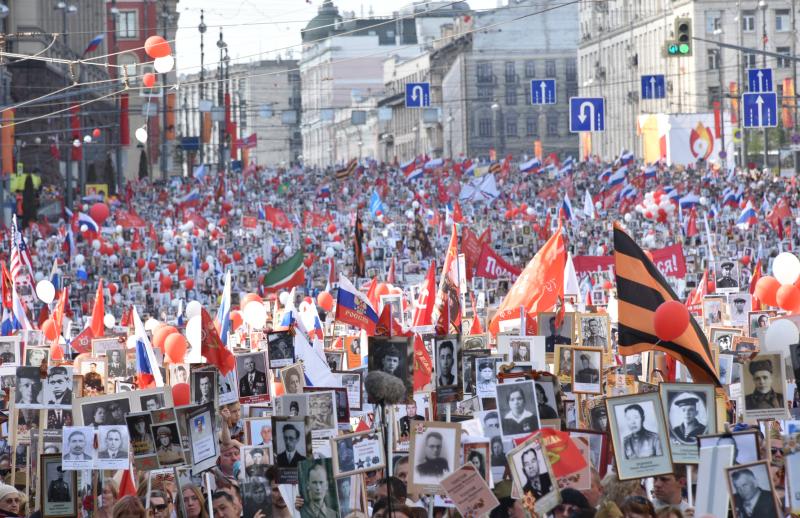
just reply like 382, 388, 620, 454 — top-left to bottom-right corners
578, 0, 799, 166
177, 57, 302, 172
441, 0, 580, 161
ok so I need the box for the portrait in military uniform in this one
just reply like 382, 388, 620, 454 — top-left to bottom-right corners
579, 314, 609, 349
268, 332, 295, 369
661, 383, 716, 464
538, 312, 574, 353
367, 337, 412, 403
40, 453, 77, 516
726, 461, 781, 518
298, 458, 339, 518
408, 421, 460, 494
715, 261, 740, 293
572, 347, 602, 395
332, 430, 385, 477
710, 327, 742, 353
606, 392, 673, 481
743, 353, 787, 420
434, 336, 460, 390
151, 423, 184, 467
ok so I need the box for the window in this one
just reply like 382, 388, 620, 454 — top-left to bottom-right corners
545, 60, 556, 77
565, 60, 577, 81
477, 86, 492, 100
744, 53, 757, 68
505, 62, 516, 82
478, 117, 493, 137
546, 113, 559, 136
506, 117, 518, 137
117, 11, 137, 39
476, 63, 493, 82
505, 85, 517, 105
776, 9, 790, 31
705, 10, 722, 33
524, 61, 536, 78
707, 49, 719, 70
118, 54, 137, 82
566, 83, 578, 99
742, 10, 755, 32
777, 46, 791, 68
526, 115, 538, 136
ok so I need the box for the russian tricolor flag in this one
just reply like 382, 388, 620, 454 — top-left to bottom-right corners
519, 157, 541, 173
643, 165, 658, 178
737, 202, 758, 227
82, 34, 105, 56
424, 158, 444, 170
77, 212, 100, 232
599, 167, 612, 182
177, 189, 200, 206
215, 271, 232, 347
607, 168, 627, 187
400, 158, 416, 176
405, 168, 423, 181
561, 194, 576, 220
679, 193, 701, 210
619, 150, 634, 165
133, 306, 164, 388
335, 274, 378, 335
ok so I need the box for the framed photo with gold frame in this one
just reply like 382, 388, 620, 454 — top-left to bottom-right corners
40, 452, 78, 517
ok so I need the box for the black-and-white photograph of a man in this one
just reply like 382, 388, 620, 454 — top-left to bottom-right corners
192, 370, 216, 405
43, 366, 72, 407
541, 313, 573, 353
62, 427, 95, 469
716, 261, 740, 291
727, 462, 781, 518
572, 348, 601, 394
743, 354, 786, 419
665, 390, 710, 446
237, 352, 268, 399
268, 332, 294, 369
580, 316, 608, 348
274, 420, 307, 468
435, 338, 458, 388
408, 422, 460, 493
535, 381, 558, 419
517, 445, 553, 499
618, 403, 663, 459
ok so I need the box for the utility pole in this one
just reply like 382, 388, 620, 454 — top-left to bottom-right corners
198, 10, 206, 167
760, 0, 768, 169
159, 1, 169, 179
111, 0, 123, 195
738, 0, 747, 168
793, 0, 798, 132
217, 28, 225, 174
62, 8, 72, 211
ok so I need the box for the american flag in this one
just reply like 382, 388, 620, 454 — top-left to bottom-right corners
9, 216, 33, 330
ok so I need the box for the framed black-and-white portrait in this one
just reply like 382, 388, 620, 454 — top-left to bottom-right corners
719, 354, 734, 385
40, 453, 77, 517
709, 327, 742, 353
367, 336, 412, 403
535, 378, 559, 420
324, 350, 344, 372
280, 363, 305, 395
277, 394, 308, 419
15, 365, 44, 408
185, 403, 217, 473
462, 440, 491, 481
555, 345, 573, 381
298, 458, 339, 518
331, 430, 385, 477
462, 348, 490, 395
335, 371, 362, 412
236, 351, 270, 404
538, 311, 574, 353
242, 444, 272, 479
497, 335, 546, 370
336, 474, 367, 518
272, 416, 311, 484
267, 331, 295, 369
742, 353, 788, 420
218, 369, 238, 405
307, 386, 350, 425
190, 369, 217, 406
659, 383, 715, 464
150, 422, 184, 468
714, 260, 740, 294
495, 380, 540, 439
245, 417, 273, 447
506, 433, 560, 515
474, 356, 500, 399
698, 431, 760, 466
605, 392, 673, 480
61, 426, 95, 470
578, 314, 610, 349
140, 393, 164, 413
748, 311, 774, 342
96, 425, 130, 470
394, 393, 431, 450
305, 390, 337, 432
571, 347, 602, 395
462, 333, 489, 351
728, 293, 751, 326
702, 296, 725, 328
0, 336, 20, 366
77, 393, 131, 428
434, 335, 461, 403
379, 293, 405, 327
726, 461, 781, 518
408, 421, 461, 495
24, 346, 49, 368
77, 356, 107, 396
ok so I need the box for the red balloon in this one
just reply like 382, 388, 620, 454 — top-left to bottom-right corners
602, 280, 613, 290
161, 276, 173, 290
375, 283, 390, 299
144, 35, 171, 59
152, 325, 178, 352
108, 283, 118, 296
230, 310, 244, 331
164, 333, 188, 363
92, 128, 101, 139
219, 218, 228, 227
200, 262, 210, 272
167, 263, 177, 274
653, 301, 690, 342
42, 319, 58, 341
177, 266, 186, 278
777, 284, 800, 312
327, 223, 337, 234
157, 245, 166, 255
233, 251, 242, 262
755, 276, 780, 307
304, 257, 314, 268
317, 292, 333, 312
148, 261, 157, 272
136, 258, 145, 269
255, 256, 265, 267
172, 383, 191, 406
741, 255, 751, 266
333, 235, 342, 242
142, 72, 156, 88
184, 278, 194, 290
89, 203, 110, 224
304, 237, 313, 246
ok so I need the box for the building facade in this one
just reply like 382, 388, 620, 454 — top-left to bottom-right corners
441, 0, 580, 161
578, 0, 799, 166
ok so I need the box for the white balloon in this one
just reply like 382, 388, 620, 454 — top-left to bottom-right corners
526, 207, 534, 216
74, 254, 85, 266
623, 213, 632, 222
144, 318, 160, 332
103, 313, 116, 329
115, 225, 123, 233
126, 335, 138, 350
325, 247, 335, 258
699, 196, 708, 206
80, 224, 88, 232
279, 291, 290, 306
283, 245, 292, 257
773, 252, 800, 285
135, 127, 148, 144
412, 200, 420, 210
243, 301, 267, 329
153, 55, 175, 73
92, 239, 101, 250
83, 135, 92, 144
35, 280, 55, 304
186, 300, 202, 319
186, 314, 202, 352
763, 318, 800, 352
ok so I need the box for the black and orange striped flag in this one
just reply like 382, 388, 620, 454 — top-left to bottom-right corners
353, 213, 365, 278
613, 222, 720, 386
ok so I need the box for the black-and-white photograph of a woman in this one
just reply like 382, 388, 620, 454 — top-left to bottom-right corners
495, 380, 539, 438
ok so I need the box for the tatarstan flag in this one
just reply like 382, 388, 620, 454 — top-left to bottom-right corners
262, 250, 305, 293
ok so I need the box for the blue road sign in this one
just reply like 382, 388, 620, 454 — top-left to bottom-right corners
405, 83, 430, 108
742, 92, 778, 128
641, 74, 666, 99
569, 97, 605, 132
530, 79, 557, 104
747, 68, 773, 93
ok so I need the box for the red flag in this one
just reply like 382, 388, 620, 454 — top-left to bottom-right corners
412, 261, 436, 328
490, 221, 566, 335
685, 208, 698, 238
1, 262, 11, 309
750, 259, 762, 310
365, 277, 379, 311
120, 307, 132, 328
768, 197, 791, 236
71, 326, 95, 354
118, 469, 137, 498
431, 225, 461, 335
412, 334, 433, 391
200, 308, 235, 374
90, 279, 105, 338
469, 293, 483, 335
37, 304, 50, 328
264, 206, 294, 230
453, 201, 464, 223
478, 227, 492, 246
375, 304, 410, 338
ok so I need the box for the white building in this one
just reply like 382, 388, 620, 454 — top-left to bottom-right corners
578, 0, 799, 166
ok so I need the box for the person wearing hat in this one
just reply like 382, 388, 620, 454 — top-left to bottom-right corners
155, 426, 183, 466
47, 467, 70, 503
731, 296, 748, 322
590, 405, 608, 432
670, 395, 707, 444
575, 353, 599, 384
745, 358, 784, 410
476, 360, 496, 396
717, 262, 738, 288
552, 488, 592, 518
0, 483, 21, 516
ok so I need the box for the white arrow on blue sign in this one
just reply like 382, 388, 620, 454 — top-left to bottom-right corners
569, 97, 605, 132
405, 82, 430, 108
530, 79, 557, 105
747, 68, 773, 93
742, 92, 778, 128
641, 74, 665, 99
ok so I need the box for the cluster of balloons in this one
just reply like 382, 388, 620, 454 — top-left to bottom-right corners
755, 252, 800, 312
635, 190, 677, 222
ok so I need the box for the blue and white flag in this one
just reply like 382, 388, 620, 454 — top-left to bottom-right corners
215, 271, 232, 347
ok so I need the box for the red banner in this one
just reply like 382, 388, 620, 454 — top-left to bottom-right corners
461, 227, 482, 280
475, 243, 522, 280
573, 243, 686, 279
235, 133, 258, 149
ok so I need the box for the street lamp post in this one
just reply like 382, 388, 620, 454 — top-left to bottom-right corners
198, 10, 206, 167
759, 0, 768, 168
217, 29, 226, 174
56, 1, 77, 209
491, 100, 501, 159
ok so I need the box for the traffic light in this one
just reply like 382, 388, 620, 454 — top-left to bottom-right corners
673, 17, 692, 56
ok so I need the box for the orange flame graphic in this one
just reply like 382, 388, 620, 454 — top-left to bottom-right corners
689, 122, 714, 160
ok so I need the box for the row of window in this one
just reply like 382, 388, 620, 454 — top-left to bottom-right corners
476, 114, 560, 138
707, 47, 793, 69
476, 84, 578, 104
707, 9, 793, 34
476, 59, 577, 82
